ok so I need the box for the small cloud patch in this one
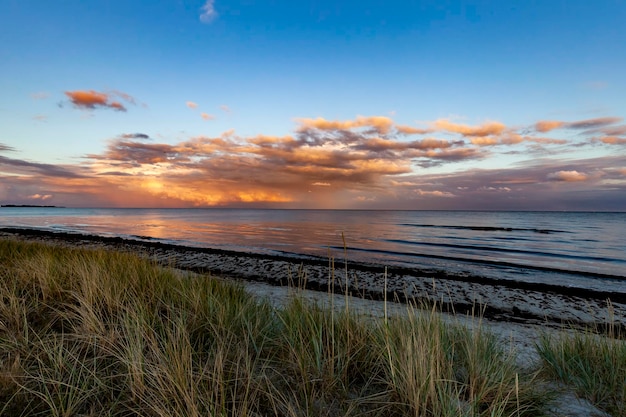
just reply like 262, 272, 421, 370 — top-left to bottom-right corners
547, 170, 588, 182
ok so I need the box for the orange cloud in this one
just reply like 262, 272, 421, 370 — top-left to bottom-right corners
396, 125, 431, 135
186, 101, 198, 109
596, 136, 626, 145
65, 90, 135, 111
297, 116, 394, 134
470, 137, 499, 146
547, 170, 588, 182
432, 119, 506, 137
535, 120, 564, 132
414, 189, 455, 198
28, 193, 52, 200
201, 112, 215, 120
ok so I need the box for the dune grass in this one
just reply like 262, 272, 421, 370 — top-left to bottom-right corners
537, 322, 626, 417
0, 238, 567, 416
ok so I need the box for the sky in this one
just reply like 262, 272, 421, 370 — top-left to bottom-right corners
1, 0, 625, 210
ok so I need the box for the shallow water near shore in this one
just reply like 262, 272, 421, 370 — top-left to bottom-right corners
1, 207, 625, 294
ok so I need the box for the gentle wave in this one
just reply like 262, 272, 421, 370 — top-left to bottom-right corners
399, 223, 568, 234
383, 238, 620, 264
329, 245, 626, 281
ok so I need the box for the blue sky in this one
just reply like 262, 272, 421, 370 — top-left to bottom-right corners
1, 1, 625, 209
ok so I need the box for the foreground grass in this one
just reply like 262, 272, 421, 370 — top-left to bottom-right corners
0, 238, 559, 416
537, 324, 626, 417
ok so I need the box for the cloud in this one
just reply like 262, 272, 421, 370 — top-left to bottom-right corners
600, 125, 626, 136
30, 92, 49, 100
546, 170, 589, 182
0, 155, 84, 178
0, 143, 16, 152
535, 120, 564, 132
186, 101, 198, 109
432, 119, 506, 137
120, 133, 150, 140
64, 90, 135, 112
200, 0, 218, 23
594, 136, 626, 145
201, 112, 215, 120
297, 116, 394, 134
396, 125, 431, 135
414, 189, 455, 198
478, 186, 511, 192
220, 104, 231, 112
78, 114, 501, 207
89, 139, 176, 165
567, 117, 622, 130
535, 117, 622, 133
6, 113, 626, 209
28, 194, 52, 200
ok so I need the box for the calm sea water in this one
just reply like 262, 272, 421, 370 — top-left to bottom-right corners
2, 208, 625, 293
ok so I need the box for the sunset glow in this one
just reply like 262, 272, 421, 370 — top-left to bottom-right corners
1, 1, 625, 210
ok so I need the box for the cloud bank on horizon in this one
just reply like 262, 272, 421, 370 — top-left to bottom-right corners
1, 103, 625, 209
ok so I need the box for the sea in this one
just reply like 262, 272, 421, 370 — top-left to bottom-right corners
1, 207, 625, 294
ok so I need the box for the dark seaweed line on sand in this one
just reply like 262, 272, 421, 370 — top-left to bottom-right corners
3, 227, 626, 306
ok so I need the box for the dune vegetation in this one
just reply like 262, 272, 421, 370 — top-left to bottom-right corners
0, 238, 623, 416
537, 322, 625, 417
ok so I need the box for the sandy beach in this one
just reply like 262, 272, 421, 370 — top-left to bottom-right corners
1, 227, 622, 416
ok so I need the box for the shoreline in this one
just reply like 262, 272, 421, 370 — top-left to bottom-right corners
2, 226, 624, 333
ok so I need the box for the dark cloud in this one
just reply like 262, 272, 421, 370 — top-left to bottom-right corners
566, 117, 622, 130
0, 143, 16, 152
0, 155, 84, 178
535, 117, 622, 133
120, 133, 150, 140
89, 140, 177, 164
96, 171, 135, 176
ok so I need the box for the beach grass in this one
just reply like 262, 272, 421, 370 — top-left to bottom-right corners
537, 322, 626, 417
0, 238, 574, 416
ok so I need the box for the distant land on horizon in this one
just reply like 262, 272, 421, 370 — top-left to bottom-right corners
1, 205, 64, 208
